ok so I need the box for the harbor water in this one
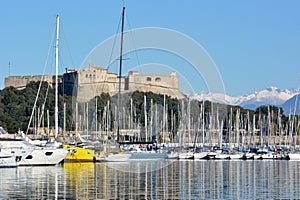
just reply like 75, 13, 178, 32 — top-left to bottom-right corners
1, 160, 300, 199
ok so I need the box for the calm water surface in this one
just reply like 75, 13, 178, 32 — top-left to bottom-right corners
0, 160, 300, 199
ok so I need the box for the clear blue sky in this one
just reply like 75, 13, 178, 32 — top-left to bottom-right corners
0, 0, 299, 96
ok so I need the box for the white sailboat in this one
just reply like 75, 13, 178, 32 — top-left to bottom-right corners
167, 151, 179, 159
178, 152, 194, 159
193, 151, 209, 159
287, 153, 300, 160
102, 153, 132, 162
287, 91, 300, 160
19, 15, 70, 166
214, 152, 231, 160
95, 7, 132, 163
103, 7, 167, 161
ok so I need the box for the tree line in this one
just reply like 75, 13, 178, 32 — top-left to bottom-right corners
0, 81, 291, 134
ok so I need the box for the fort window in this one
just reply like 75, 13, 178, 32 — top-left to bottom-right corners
86, 74, 88, 78
146, 77, 151, 81
155, 77, 161, 82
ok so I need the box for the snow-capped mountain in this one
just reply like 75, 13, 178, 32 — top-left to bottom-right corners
239, 86, 297, 110
191, 86, 299, 112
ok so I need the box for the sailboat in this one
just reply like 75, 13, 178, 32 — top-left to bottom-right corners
53, 16, 96, 163
127, 95, 167, 160
62, 102, 96, 163
17, 15, 71, 166
99, 7, 167, 162
286, 90, 300, 160
97, 7, 132, 162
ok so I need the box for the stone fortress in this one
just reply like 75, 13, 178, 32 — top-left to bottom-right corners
4, 75, 63, 90
5, 66, 185, 101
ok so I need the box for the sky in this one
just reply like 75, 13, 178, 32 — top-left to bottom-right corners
0, 1, 299, 96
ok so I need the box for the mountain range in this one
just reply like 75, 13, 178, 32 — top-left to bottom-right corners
191, 86, 300, 115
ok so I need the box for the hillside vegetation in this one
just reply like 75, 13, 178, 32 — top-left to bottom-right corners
0, 81, 290, 135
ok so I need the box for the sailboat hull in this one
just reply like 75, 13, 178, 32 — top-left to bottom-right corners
129, 152, 167, 160
287, 153, 300, 160
104, 153, 132, 162
63, 145, 95, 162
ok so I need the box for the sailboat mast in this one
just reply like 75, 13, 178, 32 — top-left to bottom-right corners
55, 15, 60, 139
117, 7, 125, 142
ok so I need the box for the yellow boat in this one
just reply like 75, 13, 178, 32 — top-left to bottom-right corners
63, 144, 95, 162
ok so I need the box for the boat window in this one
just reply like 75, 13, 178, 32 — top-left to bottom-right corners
11, 151, 15, 154
25, 155, 33, 159
45, 152, 53, 156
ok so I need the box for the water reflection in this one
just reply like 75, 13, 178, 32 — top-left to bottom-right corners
1, 161, 300, 199
0, 166, 64, 199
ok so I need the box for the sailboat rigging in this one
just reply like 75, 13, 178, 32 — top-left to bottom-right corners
97, 6, 167, 161
55, 15, 59, 139
115, 7, 155, 146
116, 6, 125, 144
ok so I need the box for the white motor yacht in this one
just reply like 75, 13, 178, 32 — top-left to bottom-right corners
19, 146, 71, 166
0, 148, 18, 168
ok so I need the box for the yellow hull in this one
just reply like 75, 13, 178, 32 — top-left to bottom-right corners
63, 144, 95, 162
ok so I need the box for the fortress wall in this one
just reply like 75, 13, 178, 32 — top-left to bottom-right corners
77, 81, 120, 102
4, 75, 54, 89
127, 71, 178, 91
133, 84, 185, 99
124, 71, 183, 99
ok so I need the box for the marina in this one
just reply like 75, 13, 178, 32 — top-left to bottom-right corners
0, 21, 299, 171
0, 1, 300, 199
